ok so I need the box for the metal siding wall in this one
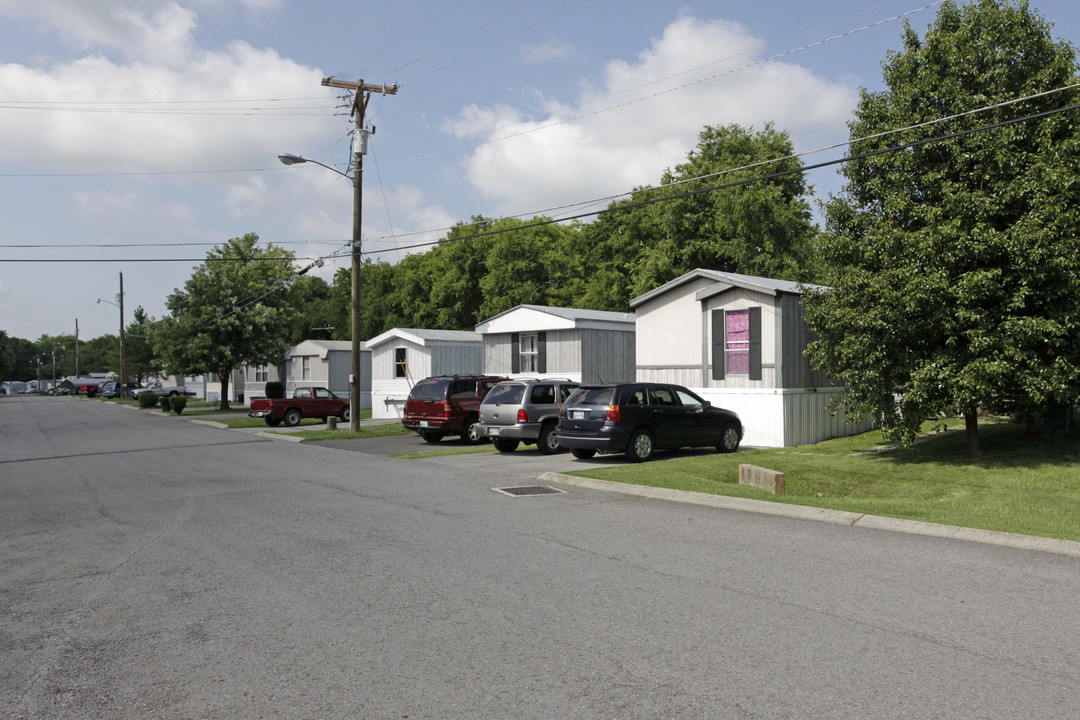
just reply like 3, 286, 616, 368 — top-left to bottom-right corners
544, 329, 580, 375
430, 344, 483, 377
483, 335, 513, 374
636, 280, 711, 368
695, 388, 874, 447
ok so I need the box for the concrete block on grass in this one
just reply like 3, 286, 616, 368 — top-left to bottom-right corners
739, 464, 785, 495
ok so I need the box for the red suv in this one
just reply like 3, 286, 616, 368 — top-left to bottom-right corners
402, 375, 508, 444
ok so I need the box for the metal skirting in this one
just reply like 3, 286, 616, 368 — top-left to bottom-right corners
493, 485, 566, 497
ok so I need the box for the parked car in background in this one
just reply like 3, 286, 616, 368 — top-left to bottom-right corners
101, 381, 142, 399
248, 386, 350, 427
477, 378, 579, 454
402, 375, 508, 444
139, 380, 195, 397
556, 383, 743, 462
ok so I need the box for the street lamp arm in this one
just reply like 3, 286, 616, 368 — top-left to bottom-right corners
277, 153, 351, 179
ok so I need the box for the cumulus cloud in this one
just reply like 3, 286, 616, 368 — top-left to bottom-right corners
448, 14, 857, 217
521, 41, 574, 64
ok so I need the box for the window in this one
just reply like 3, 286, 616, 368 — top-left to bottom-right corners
519, 333, 538, 373
295, 388, 311, 399
301, 356, 311, 380
394, 348, 407, 378
726, 310, 750, 375
255, 365, 268, 383
529, 384, 555, 404
711, 307, 762, 381
315, 388, 332, 399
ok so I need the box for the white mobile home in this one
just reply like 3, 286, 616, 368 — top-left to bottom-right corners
475, 304, 635, 384
630, 269, 873, 447
241, 339, 370, 408
367, 328, 484, 419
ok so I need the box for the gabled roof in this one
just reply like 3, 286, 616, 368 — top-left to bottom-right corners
285, 339, 360, 359
629, 269, 824, 308
475, 304, 635, 334
365, 327, 482, 348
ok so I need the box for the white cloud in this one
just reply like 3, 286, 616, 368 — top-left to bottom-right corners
448, 15, 857, 217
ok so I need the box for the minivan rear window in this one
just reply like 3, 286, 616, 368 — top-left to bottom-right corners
567, 387, 614, 406
484, 383, 525, 405
409, 378, 451, 402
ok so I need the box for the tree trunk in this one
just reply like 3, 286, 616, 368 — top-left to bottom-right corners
964, 410, 982, 458
219, 372, 230, 412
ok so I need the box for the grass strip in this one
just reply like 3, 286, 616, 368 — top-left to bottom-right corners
567, 418, 1080, 542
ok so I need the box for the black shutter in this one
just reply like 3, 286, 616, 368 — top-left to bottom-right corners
711, 310, 725, 380
748, 307, 762, 381
511, 333, 520, 374
537, 332, 547, 374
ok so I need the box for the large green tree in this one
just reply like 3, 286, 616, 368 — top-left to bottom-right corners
582, 122, 820, 309
803, 0, 1080, 455
154, 234, 298, 409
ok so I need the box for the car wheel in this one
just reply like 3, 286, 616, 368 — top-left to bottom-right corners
284, 408, 302, 427
419, 431, 444, 444
169, 390, 179, 396
462, 416, 484, 444
493, 438, 520, 453
571, 448, 596, 460
265, 417, 282, 427
626, 429, 655, 463
538, 423, 561, 455
341, 405, 351, 423
717, 423, 741, 453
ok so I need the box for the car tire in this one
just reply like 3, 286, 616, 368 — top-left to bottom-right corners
571, 448, 596, 460
462, 416, 484, 444
537, 423, 561, 455
341, 405, 351, 423
717, 423, 741, 453
419, 430, 444, 444
626, 429, 655, 463
284, 408, 302, 427
265, 417, 282, 427
493, 438, 519, 453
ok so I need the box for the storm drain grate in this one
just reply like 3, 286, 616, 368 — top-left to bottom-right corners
494, 485, 566, 497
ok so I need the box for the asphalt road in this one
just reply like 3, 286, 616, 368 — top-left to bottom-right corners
3, 395, 1080, 719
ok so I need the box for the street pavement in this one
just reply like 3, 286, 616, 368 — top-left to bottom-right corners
4, 395, 1080, 719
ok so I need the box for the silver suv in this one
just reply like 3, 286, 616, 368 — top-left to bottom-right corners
477, 378, 579, 454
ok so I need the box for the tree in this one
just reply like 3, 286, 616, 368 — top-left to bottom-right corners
125, 307, 163, 384
803, 0, 1080, 456
0, 331, 15, 382
582, 123, 820, 308
154, 234, 299, 410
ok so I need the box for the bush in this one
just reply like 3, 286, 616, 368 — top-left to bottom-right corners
265, 381, 285, 399
171, 396, 188, 414
138, 391, 159, 409
159, 395, 172, 412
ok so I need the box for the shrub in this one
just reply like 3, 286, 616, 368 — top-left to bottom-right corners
265, 381, 285, 399
138, 391, 159, 409
171, 396, 188, 414
159, 395, 172, 412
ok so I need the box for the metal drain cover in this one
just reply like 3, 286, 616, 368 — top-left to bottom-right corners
494, 485, 566, 497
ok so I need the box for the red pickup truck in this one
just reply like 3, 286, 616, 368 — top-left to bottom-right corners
248, 387, 350, 427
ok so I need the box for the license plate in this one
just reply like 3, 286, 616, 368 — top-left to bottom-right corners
419, 421, 430, 428
488, 427, 500, 436
571, 410, 586, 420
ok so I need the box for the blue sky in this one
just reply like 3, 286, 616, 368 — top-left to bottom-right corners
2, 0, 1079, 343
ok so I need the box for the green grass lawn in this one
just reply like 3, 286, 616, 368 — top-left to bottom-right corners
568, 418, 1080, 542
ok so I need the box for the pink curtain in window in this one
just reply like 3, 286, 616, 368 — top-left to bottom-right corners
726, 310, 750, 375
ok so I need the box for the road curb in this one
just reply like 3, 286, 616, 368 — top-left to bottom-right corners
254, 430, 305, 442
539, 472, 1080, 559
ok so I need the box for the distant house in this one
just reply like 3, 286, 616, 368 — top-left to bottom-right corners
242, 339, 370, 408
630, 269, 873, 447
367, 328, 485, 419
474, 304, 636, 384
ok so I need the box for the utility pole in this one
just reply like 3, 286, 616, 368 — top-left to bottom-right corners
119, 273, 128, 399
321, 76, 398, 432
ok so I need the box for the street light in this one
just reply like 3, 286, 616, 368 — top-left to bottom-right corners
279, 146, 365, 433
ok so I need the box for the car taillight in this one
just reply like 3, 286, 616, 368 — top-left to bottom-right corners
517, 408, 529, 423
605, 405, 620, 422
443, 402, 452, 418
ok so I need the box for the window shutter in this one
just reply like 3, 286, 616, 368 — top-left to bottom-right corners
748, 307, 762, 381
711, 310, 725, 380
511, 333, 520, 374
537, 331, 547, 374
